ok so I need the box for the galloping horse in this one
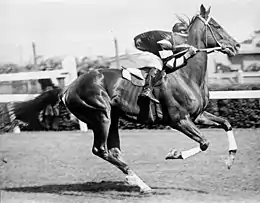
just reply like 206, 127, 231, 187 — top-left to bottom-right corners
61, 5, 240, 193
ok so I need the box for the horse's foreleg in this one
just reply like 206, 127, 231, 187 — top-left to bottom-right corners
194, 111, 237, 169
107, 112, 152, 194
166, 116, 209, 160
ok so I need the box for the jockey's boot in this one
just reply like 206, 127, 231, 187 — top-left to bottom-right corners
140, 68, 161, 103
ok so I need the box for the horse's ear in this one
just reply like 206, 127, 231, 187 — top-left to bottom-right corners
200, 4, 206, 16
206, 6, 211, 15
200, 4, 210, 19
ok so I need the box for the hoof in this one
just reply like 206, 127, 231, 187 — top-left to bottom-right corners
200, 141, 209, 151
225, 157, 235, 169
1, 158, 7, 163
225, 159, 232, 170
126, 173, 151, 193
225, 150, 236, 170
165, 148, 182, 160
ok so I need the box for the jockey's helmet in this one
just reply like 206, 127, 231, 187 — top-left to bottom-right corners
172, 22, 188, 35
171, 22, 189, 52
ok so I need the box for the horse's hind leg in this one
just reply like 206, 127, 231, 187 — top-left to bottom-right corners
106, 110, 152, 193
166, 116, 209, 160
92, 110, 152, 193
63, 89, 151, 193
194, 111, 237, 169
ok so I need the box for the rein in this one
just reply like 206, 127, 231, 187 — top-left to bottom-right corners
198, 47, 222, 53
162, 46, 221, 66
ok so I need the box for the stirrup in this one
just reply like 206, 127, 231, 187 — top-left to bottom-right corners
140, 89, 159, 104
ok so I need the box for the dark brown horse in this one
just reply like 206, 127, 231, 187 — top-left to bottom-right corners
61, 5, 240, 193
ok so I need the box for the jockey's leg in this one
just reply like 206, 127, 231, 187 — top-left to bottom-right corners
140, 68, 161, 103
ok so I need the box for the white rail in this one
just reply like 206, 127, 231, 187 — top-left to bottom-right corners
0, 94, 40, 103
209, 90, 260, 99
210, 71, 260, 84
1, 90, 260, 103
0, 70, 68, 81
211, 72, 260, 79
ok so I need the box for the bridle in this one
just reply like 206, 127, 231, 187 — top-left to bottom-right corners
197, 14, 223, 49
162, 15, 226, 67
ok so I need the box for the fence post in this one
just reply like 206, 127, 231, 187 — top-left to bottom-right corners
237, 70, 244, 84
62, 56, 88, 132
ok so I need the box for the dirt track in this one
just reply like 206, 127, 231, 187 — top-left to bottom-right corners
1, 129, 260, 203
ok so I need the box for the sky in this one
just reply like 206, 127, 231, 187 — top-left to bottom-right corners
0, 0, 259, 64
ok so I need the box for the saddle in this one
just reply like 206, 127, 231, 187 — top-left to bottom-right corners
108, 52, 163, 86
115, 78, 163, 123
110, 53, 164, 121
121, 66, 149, 86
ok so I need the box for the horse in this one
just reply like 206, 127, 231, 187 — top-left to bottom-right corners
61, 5, 240, 193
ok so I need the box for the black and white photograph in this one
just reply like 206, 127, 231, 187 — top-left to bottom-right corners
0, 0, 259, 202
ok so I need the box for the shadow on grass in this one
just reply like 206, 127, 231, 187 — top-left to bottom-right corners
3, 181, 208, 198
152, 186, 209, 194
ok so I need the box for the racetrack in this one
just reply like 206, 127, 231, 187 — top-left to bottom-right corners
1, 129, 260, 203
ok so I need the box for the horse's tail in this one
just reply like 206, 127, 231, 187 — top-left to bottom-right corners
0, 102, 21, 133
0, 87, 64, 133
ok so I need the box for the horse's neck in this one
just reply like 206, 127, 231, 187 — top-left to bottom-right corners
184, 30, 208, 86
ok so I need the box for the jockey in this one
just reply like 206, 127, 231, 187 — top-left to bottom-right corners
134, 22, 198, 103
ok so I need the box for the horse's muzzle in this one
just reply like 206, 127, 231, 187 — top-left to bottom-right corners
219, 40, 240, 57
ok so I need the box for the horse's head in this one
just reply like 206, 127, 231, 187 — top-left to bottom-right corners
189, 4, 240, 56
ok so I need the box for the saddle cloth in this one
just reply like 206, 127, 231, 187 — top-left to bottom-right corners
114, 79, 163, 123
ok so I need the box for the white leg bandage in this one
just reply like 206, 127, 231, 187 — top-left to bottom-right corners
227, 130, 237, 151
126, 173, 151, 191
181, 146, 202, 159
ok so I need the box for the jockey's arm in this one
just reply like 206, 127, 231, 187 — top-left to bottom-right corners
159, 44, 198, 73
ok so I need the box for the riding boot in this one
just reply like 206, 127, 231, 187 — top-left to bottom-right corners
140, 68, 161, 103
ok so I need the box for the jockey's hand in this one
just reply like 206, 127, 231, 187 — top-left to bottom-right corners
183, 45, 199, 60
188, 45, 198, 56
